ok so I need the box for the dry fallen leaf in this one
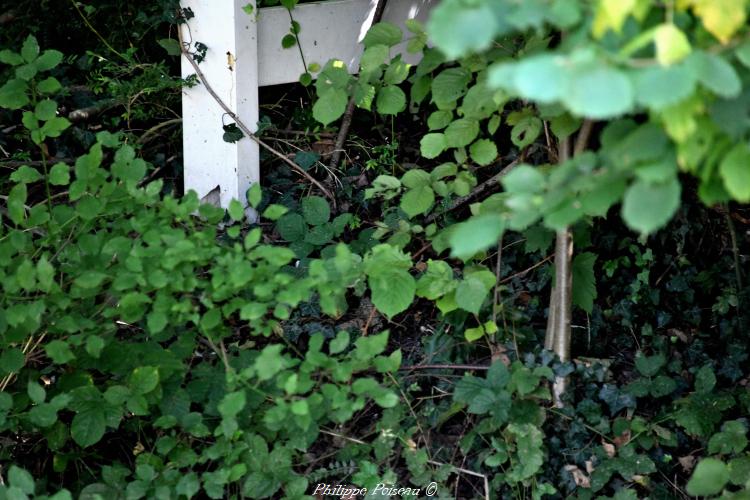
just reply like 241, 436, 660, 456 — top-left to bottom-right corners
564, 465, 591, 488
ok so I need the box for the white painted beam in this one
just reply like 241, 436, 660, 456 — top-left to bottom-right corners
180, 0, 260, 208
180, 0, 437, 208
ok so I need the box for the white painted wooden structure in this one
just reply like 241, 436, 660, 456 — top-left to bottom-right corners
180, 0, 436, 208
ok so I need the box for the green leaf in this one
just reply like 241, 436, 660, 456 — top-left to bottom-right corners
0, 49, 24, 65
360, 45, 389, 73
456, 277, 489, 314
635, 352, 666, 377
48, 162, 70, 186
228, 199, 244, 221
34, 99, 57, 121
262, 204, 288, 220
276, 213, 307, 242
420, 133, 446, 159
29, 403, 58, 427
695, 365, 716, 394
653, 23, 691, 65
364, 245, 415, 319
431, 67, 471, 105
71, 407, 106, 447
572, 252, 597, 313
157, 38, 181, 56
428, 110, 453, 130
502, 164, 545, 193
632, 64, 696, 110
719, 143, 750, 202
218, 391, 246, 418
281, 34, 296, 49
10, 165, 42, 184
691, 0, 746, 43
27, 381, 46, 404
21, 35, 40, 63
8, 465, 35, 495
129, 366, 159, 395
0, 349, 25, 374
469, 139, 498, 166
45, 340, 74, 364
621, 177, 681, 234
313, 88, 348, 125
376, 85, 406, 115
688, 51, 741, 98
400, 186, 434, 217
37, 77, 61, 94
176, 473, 201, 499
246, 183, 262, 208
686, 458, 729, 496
427, 0, 498, 59
567, 65, 634, 118
449, 214, 505, 260
708, 420, 748, 455
510, 54, 570, 104
302, 196, 330, 225
0, 78, 30, 109
444, 118, 479, 148
329, 330, 350, 354
362, 22, 402, 48
416, 260, 454, 299
465, 325, 485, 342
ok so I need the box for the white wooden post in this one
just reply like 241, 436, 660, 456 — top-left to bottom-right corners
180, 0, 259, 208
180, 0, 436, 208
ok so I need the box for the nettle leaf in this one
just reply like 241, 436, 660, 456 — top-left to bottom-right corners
362, 22, 402, 48
621, 176, 681, 235
301, 196, 330, 225
313, 88, 348, 125
572, 252, 597, 313
427, 0, 498, 59
376, 85, 406, 115
719, 143, 750, 202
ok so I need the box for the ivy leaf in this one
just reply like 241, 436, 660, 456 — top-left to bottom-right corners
567, 65, 634, 118
635, 352, 666, 377
686, 458, 729, 496
621, 177, 681, 234
695, 365, 716, 394
313, 88, 347, 125
572, 252, 597, 313
449, 214, 505, 260
376, 85, 406, 115
719, 143, 750, 202
427, 0, 498, 59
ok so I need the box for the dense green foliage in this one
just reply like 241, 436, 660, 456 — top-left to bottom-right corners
1, 1, 749, 499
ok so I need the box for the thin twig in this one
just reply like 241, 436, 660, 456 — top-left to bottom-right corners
177, 28, 334, 203
399, 363, 490, 371
427, 460, 490, 500
424, 159, 519, 223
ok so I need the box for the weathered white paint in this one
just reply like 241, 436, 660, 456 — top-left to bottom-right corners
180, 0, 436, 207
